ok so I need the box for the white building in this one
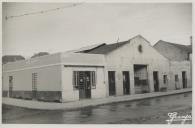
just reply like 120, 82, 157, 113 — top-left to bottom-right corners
2, 35, 192, 102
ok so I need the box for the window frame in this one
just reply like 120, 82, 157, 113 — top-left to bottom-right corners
72, 71, 96, 90
163, 75, 168, 84
32, 73, 38, 91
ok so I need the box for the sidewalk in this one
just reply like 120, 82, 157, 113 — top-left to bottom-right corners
2, 88, 192, 110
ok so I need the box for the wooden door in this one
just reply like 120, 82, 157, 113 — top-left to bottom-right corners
153, 71, 159, 92
79, 71, 91, 99
108, 71, 116, 96
182, 71, 187, 88
123, 71, 130, 95
85, 71, 91, 98
78, 72, 86, 99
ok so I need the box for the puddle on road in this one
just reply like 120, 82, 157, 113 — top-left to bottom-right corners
2, 92, 192, 124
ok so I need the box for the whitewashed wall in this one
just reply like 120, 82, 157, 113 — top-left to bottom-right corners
169, 61, 191, 90
61, 66, 106, 102
105, 35, 170, 96
2, 65, 62, 92
2, 53, 62, 92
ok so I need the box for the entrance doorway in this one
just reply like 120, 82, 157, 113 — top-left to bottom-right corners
134, 65, 149, 94
78, 71, 91, 99
153, 71, 159, 92
108, 71, 116, 96
182, 71, 187, 88
175, 75, 179, 89
123, 71, 130, 95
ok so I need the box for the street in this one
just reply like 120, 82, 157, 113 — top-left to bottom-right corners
2, 92, 192, 124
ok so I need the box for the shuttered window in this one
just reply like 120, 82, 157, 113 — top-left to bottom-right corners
163, 75, 168, 84
73, 71, 79, 89
32, 73, 38, 91
91, 71, 96, 89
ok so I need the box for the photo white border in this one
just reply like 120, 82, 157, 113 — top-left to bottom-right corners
0, 0, 194, 128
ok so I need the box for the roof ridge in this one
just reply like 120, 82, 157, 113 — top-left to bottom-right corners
106, 39, 129, 45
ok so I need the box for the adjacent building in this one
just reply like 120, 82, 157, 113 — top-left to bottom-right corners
154, 40, 192, 90
2, 35, 192, 102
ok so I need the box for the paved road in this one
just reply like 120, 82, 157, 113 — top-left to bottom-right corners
2, 92, 192, 124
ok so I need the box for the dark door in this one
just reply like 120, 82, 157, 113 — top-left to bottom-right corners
79, 71, 91, 99
9, 76, 13, 97
85, 71, 91, 98
182, 71, 187, 88
108, 71, 116, 96
78, 72, 85, 99
153, 71, 159, 92
123, 71, 130, 95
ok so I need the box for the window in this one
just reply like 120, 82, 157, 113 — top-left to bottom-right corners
138, 45, 143, 53
91, 71, 96, 89
9, 76, 13, 84
73, 71, 79, 89
163, 75, 168, 84
9, 76, 13, 97
32, 73, 38, 91
73, 71, 96, 89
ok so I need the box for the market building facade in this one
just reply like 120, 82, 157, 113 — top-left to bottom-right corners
2, 35, 192, 102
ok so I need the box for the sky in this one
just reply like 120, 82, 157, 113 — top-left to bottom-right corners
2, 2, 192, 58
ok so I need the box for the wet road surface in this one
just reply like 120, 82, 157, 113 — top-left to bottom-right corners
2, 92, 192, 124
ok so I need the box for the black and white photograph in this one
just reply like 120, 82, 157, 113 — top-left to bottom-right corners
1, 0, 193, 126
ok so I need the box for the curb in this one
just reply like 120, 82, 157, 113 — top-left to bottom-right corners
2, 88, 192, 110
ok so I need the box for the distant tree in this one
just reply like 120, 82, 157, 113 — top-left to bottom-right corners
31, 52, 49, 58
2, 55, 25, 64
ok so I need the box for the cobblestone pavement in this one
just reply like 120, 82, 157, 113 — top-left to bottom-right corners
2, 92, 192, 124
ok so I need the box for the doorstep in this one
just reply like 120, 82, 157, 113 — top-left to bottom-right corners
2, 88, 192, 110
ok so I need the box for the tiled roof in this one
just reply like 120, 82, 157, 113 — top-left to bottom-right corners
80, 40, 129, 54
155, 40, 192, 53
67, 43, 106, 53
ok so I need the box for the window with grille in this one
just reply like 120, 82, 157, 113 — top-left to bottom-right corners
73, 71, 96, 89
9, 76, 13, 87
32, 73, 38, 91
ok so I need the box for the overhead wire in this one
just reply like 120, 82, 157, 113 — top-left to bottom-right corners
5, 2, 84, 20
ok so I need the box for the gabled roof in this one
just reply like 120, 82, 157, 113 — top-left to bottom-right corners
66, 43, 106, 53
78, 35, 152, 54
155, 40, 192, 53
79, 40, 130, 54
